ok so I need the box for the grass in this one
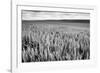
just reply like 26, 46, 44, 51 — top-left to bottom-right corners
22, 24, 90, 62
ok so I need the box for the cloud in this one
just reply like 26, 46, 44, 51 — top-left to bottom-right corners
22, 10, 90, 20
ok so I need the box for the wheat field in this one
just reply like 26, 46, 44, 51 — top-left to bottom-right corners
22, 20, 90, 62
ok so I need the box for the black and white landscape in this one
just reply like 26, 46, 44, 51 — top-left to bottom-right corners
22, 10, 90, 62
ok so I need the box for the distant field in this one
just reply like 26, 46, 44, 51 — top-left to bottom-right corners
22, 20, 90, 33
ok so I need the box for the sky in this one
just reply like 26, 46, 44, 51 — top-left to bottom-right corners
22, 10, 90, 20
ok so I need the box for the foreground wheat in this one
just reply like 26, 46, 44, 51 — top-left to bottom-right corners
22, 24, 90, 62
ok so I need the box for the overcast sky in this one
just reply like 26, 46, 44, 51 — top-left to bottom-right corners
22, 10, 90, 20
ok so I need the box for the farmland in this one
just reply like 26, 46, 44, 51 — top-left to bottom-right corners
22, 20, 90, 62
